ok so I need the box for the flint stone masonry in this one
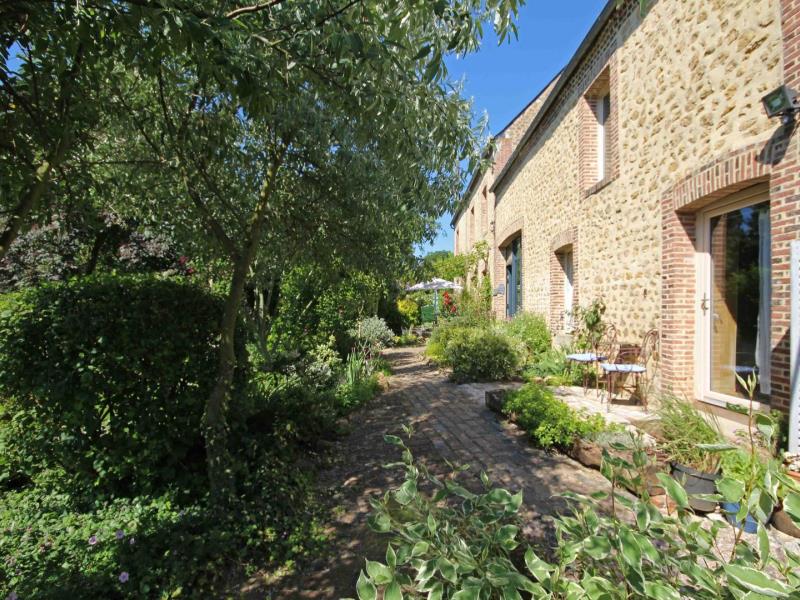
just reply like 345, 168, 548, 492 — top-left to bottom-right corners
456, 0, 800, 419
492, 0, 782, 343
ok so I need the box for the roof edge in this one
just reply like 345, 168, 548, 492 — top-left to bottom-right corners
450, 70, 564, 229
489, 0, 621, 194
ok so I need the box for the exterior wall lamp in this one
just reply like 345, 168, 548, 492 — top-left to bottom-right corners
762, 85, 800, 124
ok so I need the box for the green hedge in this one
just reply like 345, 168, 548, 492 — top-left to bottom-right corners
0, 275, 245, 496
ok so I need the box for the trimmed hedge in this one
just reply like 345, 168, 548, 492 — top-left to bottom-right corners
0, 275, 245, 496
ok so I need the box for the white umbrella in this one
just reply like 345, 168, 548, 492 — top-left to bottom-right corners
405, 278, 462, 315
405, 277, 462, 292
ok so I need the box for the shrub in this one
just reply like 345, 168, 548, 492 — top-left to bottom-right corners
0, 275, 246, 496
523, 347, 584, 386
349, 315, 394, 361
444, 327, 519, 383
393, 332, 420, 347
656, 394, 722, 472
503, 382, 612, 450
500, 312, 551, 365
396, 297, 420, 328
302, 336, 343, 391
335, 375, 381, 413
425, 317, 472, 364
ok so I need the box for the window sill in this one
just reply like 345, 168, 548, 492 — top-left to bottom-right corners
583, 175, 617, 198
697, 392, 770, 415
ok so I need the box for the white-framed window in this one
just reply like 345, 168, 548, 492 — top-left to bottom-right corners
694, 184, 771, 410
596, 93, 610, 182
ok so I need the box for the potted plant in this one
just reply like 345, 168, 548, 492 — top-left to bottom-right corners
657, 395, 722, 512
719, 449, 766, 533
771, 452, 800, 538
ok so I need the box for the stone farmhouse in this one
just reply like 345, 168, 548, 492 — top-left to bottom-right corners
452, 0, 800, 432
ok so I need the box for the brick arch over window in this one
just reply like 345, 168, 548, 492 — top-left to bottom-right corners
661, 141, 780, 406
550, 228, 579, 332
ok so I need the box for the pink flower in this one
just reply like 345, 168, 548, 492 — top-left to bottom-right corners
88, 535, 98, 546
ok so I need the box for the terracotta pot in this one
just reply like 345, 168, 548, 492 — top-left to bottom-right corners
786, 470, 800, 484
772, 508, 800, 538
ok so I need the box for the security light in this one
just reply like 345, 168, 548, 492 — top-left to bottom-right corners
762, 85, 799, 121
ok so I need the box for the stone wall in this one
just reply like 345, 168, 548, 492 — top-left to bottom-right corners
453, 76, 558, 309
492, 0, 783, 348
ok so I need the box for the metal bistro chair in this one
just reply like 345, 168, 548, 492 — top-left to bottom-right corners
566, 324, 618, 398
599, 329, 659, 412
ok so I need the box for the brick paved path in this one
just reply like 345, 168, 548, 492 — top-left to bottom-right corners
386, 347, 611, 536
257, 346, 611, 599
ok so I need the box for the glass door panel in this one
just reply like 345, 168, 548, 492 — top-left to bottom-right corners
708, 200, 770, 398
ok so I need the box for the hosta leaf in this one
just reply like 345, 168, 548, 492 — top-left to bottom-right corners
411, 541, 430, 557
524, 547, 555, 581
581, 575, 616, 600
501, 585, 522, 600
724, 564, 791, 597
384, 580, 403, 600
437, 557, 457, 583
427, 582, 443, 600
618, 527, 642, 568
783, 492, 800, 526
644, 582, 680, 600
387, 544, 397, 569
583, 535, 612, 560
757, 523, 770, 569
635, 502, 651, 531
656, 473, 689, 509
717, 477, 746, 504
357, 570, 377, 600
452, 587, 481, 600
366, 560, 393, 585
367, 513, 391, 533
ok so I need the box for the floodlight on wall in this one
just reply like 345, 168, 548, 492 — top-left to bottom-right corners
762, 85, 799, 123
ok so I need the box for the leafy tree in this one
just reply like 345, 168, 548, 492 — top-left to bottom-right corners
3, 0, 525, 496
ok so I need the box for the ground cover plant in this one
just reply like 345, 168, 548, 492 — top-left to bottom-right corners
502, 382, 616, 451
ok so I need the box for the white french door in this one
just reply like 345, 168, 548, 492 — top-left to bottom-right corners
695, 184, 771, 406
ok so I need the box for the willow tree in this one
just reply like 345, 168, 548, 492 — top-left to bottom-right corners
5, 0, 524, 496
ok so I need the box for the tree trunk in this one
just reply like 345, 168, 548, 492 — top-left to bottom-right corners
204, 143, 288, 499
0, 148, 67, 259
204, 257, 249, 499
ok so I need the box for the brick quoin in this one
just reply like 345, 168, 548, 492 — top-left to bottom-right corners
660, 0, 800, 413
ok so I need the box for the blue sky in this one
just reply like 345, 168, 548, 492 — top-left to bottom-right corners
418, 0, 607, 256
